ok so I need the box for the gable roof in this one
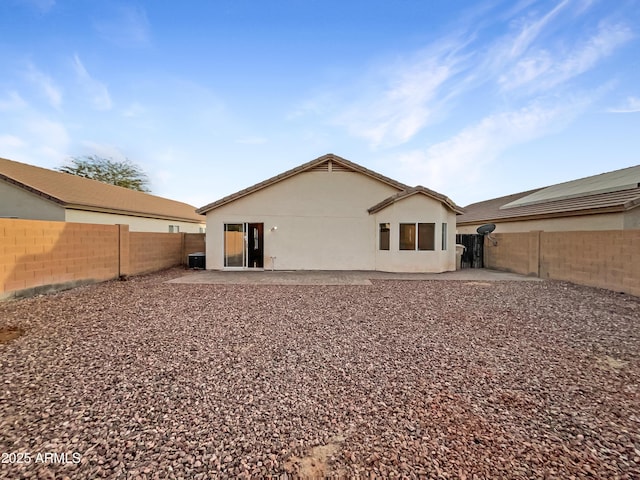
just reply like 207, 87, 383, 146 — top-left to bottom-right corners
0, 157, 204, 223
197, 153, 413, 214
368, 185, 464, 215
458, 165, 640, 225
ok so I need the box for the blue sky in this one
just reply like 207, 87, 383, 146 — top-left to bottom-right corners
1, 0, 639, 208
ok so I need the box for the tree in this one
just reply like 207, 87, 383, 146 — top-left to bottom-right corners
58, 155, 151, 192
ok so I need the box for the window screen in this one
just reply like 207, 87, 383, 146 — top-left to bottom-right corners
418, 223, 435, 250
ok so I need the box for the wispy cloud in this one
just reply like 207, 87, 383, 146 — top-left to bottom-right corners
499, 21, 634, 92
25, 63, 62, 109
398, 96, 591, 191
0, 91, 28, 111
296, 0, 631, 153
72, 54, 112, 110
93, 5, 151, 48
608, 96, 640, 113
331, 39, 469, 148
506, 0, 571, 59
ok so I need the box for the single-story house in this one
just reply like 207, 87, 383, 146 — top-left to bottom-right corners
457, 164, 640, 233
0, 157, 205, 233
196, 153, 464, 272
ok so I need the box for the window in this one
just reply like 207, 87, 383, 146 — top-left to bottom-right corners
441, 223, 447, 250
379, 223, 390, 250
169, 225, 180, 233
399, 223, 416, 250
400, 222, 435, 251
418, 223, 435, 250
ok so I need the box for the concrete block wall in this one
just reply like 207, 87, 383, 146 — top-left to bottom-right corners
1, 219, 206, 299
485, 230, 640, 297
183, 233, 205, 257
484, 232, 530, 275
1, 219, 119, 297
128, 232, 184, 276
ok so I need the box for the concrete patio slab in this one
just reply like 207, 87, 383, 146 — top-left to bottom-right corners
166, 268, 543, 286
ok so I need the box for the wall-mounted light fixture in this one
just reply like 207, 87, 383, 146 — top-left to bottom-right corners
270, 226, 278, 232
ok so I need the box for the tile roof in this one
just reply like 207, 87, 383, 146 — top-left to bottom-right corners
368, 185, 464, 215
457, 165, 640, 226
197, 153, 415, 214
0, 157, 204, 223
503, 164, 640, 208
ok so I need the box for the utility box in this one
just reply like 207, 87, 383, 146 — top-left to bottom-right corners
188, 252, 206, 269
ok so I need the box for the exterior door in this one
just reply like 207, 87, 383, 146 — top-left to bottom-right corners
247, 223, 264, 268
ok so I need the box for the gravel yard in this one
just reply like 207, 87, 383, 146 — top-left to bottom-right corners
1, 268, 639, 479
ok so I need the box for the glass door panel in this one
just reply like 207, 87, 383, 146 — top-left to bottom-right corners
224, 223, 244, 267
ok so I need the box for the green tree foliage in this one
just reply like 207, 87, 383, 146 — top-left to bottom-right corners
58, 155, 151, 192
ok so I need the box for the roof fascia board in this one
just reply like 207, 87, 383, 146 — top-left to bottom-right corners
369, 188, 464, 215
0, 174, 65, 206
65, 205, 204, 224
456, 205, 626, 225
196, 154, 410, 214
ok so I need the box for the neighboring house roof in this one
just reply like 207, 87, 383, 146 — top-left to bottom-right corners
368, 185, 464, 215
197, 153, 463, 215
458, 165, 640, 225
0, 157, 204, 223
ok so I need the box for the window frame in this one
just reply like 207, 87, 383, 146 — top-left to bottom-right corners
417, 223, 435, 251
379, 223, 390, 250
399, 222, 436, 251
399, 223, 416, 250
441, 223, 448, 251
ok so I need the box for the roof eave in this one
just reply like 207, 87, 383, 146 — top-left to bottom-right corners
368, 188, 464, 215
197, 153, 411, 214
65, 205, 204, 224
456, 205, 628, 226
0, 174, 65, 206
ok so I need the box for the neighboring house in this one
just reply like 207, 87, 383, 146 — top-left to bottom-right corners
196, 153, 463, 272
457, 164, 640, 234
0, 157, 205, 233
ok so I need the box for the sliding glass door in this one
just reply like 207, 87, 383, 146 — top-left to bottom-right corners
224, 223, 264, 268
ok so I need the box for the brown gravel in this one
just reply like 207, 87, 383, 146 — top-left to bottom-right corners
1, 268, 639, 479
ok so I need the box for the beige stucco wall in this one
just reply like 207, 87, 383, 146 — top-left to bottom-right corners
624, 208, 640, 229
456, 212, 624, 234
205, 170, 457, 272
0, 181, 65, 221
373, 194, 457, 272
64, 209, 205, 233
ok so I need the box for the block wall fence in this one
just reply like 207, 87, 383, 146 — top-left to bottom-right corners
484, 230, 640, 297
1, 218, 205, 299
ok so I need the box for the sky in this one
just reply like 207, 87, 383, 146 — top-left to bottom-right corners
0, 0, 639, 208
